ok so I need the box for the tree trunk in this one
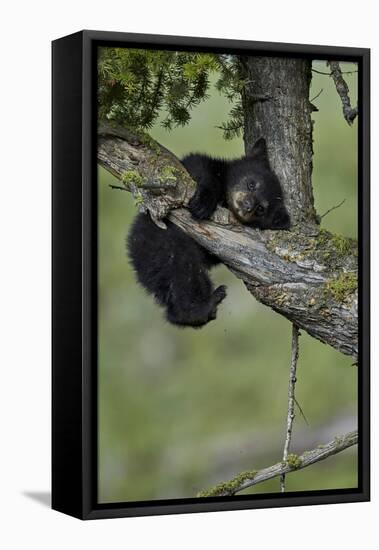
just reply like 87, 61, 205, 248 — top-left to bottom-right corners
97, 120, 358, 360
240, 56, 318, 227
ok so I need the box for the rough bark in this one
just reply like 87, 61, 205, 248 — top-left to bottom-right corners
327, 61, 358, 126
240, 56, 318, 227
97, 122, 358, 360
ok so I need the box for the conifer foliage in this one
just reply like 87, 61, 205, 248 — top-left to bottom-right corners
97, 48, 245, 139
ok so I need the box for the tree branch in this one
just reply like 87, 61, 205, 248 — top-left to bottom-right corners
320, 198, 346, 219
97, 123, 358, 359
197, 430, 358, 497
327, 61, 358, 126
312, 68, 358, 76
280, 324, 300, 492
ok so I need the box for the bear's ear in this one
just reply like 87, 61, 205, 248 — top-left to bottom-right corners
271, 204, 291, 230
249, 137, 268, 161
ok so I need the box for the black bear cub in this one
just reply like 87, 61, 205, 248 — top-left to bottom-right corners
127, 138, 290, 327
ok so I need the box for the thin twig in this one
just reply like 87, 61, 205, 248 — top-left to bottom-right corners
294, 397, 309, 426
327, 61, 358, 125
312, 68, 332, 75
339, 70, 359, 75
280, 324, 300, 492
109, 184, 128, 191
312, 68, 358, 76
198, 430, 358, 497
310, 88, 324, 102
320, 198, 346, 219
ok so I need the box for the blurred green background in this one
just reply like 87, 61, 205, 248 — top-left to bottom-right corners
98, 60, 358, 503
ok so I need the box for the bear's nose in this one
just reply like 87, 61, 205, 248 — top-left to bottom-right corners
243, 199, 254, 213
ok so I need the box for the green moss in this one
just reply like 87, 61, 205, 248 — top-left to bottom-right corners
286, 453, 302, 469
317, 229, 354, 257
324, 272, 357, 302
304, 229, 357, 270
158, 165, 178, 184
197, 470, 257, 498
136, 130, 161, 153
133, 191, 144, 206
266, 227, 357, 272
122, 170, 144, 188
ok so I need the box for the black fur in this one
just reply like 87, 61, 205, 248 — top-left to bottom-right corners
127, 138, 290, 327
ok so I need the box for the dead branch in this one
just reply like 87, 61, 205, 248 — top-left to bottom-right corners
280, 325, 300, 492
197, 430, 358, 497
327, 61, 358, 125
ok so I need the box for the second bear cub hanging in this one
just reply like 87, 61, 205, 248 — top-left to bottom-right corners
127, 138, 290, 327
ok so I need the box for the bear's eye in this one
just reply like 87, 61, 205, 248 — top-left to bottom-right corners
247, 181, 256, 191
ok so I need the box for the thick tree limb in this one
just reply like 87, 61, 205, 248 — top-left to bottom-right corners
98, 123, 358, 360
197, 430, 358, 497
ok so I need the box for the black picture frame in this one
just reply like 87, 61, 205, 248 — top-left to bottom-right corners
52, 30, 370, 520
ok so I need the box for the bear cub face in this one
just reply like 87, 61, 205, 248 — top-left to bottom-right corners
226, 138, 290, 230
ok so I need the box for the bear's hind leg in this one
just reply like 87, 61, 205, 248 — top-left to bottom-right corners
166, 282, 227, 328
